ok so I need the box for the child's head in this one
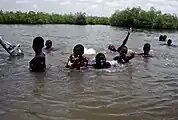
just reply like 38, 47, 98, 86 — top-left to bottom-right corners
32, 37, 44, 53
163, 35, 167, 41
108, 44, 116, 52
143, 43, 151, 55
120, 46, 128, 56
167, 39, 172, 46
95, 53, 107, 67
73, 44, 84, 56
159, 35, 163, 41
45, 40, 52, 49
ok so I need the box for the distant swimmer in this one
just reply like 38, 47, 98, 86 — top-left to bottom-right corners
44, 40, 59, 52
66, 44, 88, 70
137, 43, 152, 57
108, 27, 132, 53
0, 36, 23, 56
29, 37, 46, 72
113, 46, 135, 64
45, 40, 52, 49
159, 35, 167, 41
160, 39, 177, 47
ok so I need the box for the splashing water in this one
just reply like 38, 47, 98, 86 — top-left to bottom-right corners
84, 47, 96, 55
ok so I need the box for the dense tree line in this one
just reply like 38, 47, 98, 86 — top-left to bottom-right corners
110, 7, 178, 29
0, 10, 109, 25
0, 7, 178, 29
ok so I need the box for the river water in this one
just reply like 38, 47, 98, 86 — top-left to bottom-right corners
0, 25, 178, 120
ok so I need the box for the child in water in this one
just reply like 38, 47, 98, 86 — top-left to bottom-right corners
45, 40, 52, 49
113, 46, 135, 64
66, 44, 88, 70
93, 53, 111, 69
160, 39, 177, 47
90, 50, 133, 69
29, 37, 46, 72
137, 43, 152, 57
159, 35, 167, 41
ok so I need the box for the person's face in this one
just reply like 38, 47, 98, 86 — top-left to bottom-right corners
120, 47, 127, 56
96, 55, 106, 65
74, 49, 83, 57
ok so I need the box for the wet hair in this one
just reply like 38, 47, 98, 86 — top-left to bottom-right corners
163, 35, 167, 41
73, 44, 84, 56
45, 40, 52, 49
143, 43, 151, 55
159, 35, 167, 41
159, 35, 163, 41
108, 44, 116, 52
143, 43, 151, 50
167, 39, 172, 46
32, 37, 44, 53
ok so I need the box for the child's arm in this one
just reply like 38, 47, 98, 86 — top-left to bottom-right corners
117, 28, 132, 52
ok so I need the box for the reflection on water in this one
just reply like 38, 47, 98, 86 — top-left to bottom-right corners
0, 25, 178, 120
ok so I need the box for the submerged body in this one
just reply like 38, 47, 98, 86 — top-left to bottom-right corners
29, 52, 46, 72
66, 44, 88, 70
66, 54, 88, 70
113, 46, 135, 64
137, 43, 153, 57
160, 39, 177, 47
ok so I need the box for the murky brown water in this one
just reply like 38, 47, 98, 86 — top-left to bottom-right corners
0, 25, 178, 120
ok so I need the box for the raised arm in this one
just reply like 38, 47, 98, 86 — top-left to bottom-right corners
121, 28, 132, 47
117, 28, 132, 53
0, 37, 12, 55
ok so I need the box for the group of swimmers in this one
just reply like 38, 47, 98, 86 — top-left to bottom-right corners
28, 28, 143, 71
29, 28, 177, 72
1, 28, 175, 72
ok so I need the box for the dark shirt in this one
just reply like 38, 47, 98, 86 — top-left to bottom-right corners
29, 52, 46, 72
66, 54, 88, 70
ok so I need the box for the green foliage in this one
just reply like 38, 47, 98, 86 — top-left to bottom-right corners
0, 10, 109, 25
110, 7, 178, 29
0, 7, 178, 29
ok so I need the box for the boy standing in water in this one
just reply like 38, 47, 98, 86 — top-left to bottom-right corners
29, 37, 46, 72
66, 44, 88, 70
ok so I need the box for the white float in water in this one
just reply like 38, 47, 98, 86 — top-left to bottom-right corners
84, 47, 96, 55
